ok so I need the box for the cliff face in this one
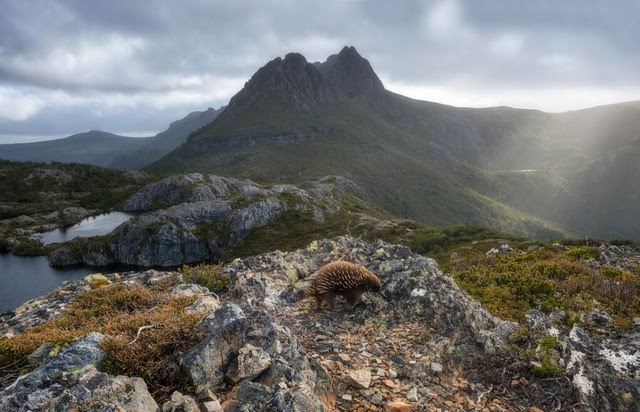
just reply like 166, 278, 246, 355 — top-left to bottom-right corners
2, 238, 639, 411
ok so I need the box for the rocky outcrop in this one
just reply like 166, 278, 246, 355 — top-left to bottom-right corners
0, 333, 159, 411
4, 238, 639, 411
181, 303, 329, 411
49, 175, 363, 267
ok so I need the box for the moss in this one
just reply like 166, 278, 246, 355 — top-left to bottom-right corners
180, 263, 230, 293
532, 357, 565, 378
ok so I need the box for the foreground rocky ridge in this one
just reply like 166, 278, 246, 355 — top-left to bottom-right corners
2, 238, 638, 411
47, 173, 367, 267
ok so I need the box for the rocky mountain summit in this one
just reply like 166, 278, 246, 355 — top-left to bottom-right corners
2, 238, 638, 411
226, 46, 386, 113
47, 173, 368, 267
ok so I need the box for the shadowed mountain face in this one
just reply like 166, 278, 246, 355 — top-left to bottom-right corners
150, 46, 640, 240
0, 108, 223, 169
109, 107, 223, 169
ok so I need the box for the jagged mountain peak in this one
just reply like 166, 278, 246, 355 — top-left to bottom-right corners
226, 46, 386, 112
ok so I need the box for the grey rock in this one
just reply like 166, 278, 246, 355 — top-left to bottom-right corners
171, 283, 210, 297
26, 341, 54, 366
0, 333, 159, 412
162, 391, 199, 412
50, 175, 362, 267
181, 303, 329, 410
347, 368, 372, 389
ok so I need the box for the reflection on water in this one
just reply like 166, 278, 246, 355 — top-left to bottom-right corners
37, 211, 134, 245
0, 211, 136, 313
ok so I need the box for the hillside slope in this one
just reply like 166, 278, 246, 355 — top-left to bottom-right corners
109, 107, 223, 169
150, 47, 639, 240
0, 131, 146, 166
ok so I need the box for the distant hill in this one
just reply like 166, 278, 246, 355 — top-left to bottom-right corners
109, 107, 223, 168
0, 131, 146, 167
150, 46, 640, 240
0, 108, 224, 169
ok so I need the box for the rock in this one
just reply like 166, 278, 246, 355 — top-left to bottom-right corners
582, 308, 612, 327
185, 295, 220, 313
202, 400, 223, 412
84, 273, 111, 286
486, 243, 515, 257
26, 341, 54, 366
181, 303, 329, 410
51, 175, 364, 267
430, 362, 443, 374
228, 344, 272, 383
383, 379, 396, 388
406, 387, 418, 402
162, 391, 199, 412
342, 394, 353, 401
338, 353, 352, 362
0, 333, 158, 411
385, 401, 411, 412
171, 283, 210, 297
348, 369, 372, 389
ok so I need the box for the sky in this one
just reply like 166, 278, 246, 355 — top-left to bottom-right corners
1, 0, 639, 143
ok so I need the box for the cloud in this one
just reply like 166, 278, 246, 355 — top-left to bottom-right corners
1, 0, 639, 140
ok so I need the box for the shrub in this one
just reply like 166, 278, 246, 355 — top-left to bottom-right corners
565, 246, 600, 261
180, 263, 230, 293
0, 284, 203, 402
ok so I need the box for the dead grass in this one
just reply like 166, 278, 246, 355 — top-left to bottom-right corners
0, 283, 205, 402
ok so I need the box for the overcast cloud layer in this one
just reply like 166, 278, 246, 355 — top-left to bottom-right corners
1, 0, 639, 142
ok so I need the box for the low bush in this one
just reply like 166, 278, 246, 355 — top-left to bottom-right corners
180, 263, 230, 293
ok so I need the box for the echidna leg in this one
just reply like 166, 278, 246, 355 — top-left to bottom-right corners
324, 292, 336, 311
314, 296, 323, 310
346, 291, 364, 309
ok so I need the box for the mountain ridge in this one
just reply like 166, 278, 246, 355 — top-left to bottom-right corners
150, 46, 640, 241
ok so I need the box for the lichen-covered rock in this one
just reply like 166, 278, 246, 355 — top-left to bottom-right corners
50, 175, 362, 267
224, 236, 516, 356
162, 391, 200, 412
0, 333, 159, 412
181, 303, 329, 411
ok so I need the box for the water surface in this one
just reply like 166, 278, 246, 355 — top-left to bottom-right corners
0, 254, 92, 313
37, 211, 134, 245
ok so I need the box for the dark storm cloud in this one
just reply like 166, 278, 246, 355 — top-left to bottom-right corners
1, 0, 639, 140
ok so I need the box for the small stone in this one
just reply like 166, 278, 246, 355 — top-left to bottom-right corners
349, 369, 373, 389
385, 401, 411, 412
406, 387, 418, 402
342, 394, 354, 402
339, 353, 352, 362
383, 379, 396, 388
196, 387, 217, 401
430, 362, 443, 374
529, 408, 544, 412
388, 370, 398, 379
376, 368, 386, 377
202, 400, 223, 412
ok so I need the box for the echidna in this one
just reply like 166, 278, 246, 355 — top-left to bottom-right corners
305, 261, 381, 310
